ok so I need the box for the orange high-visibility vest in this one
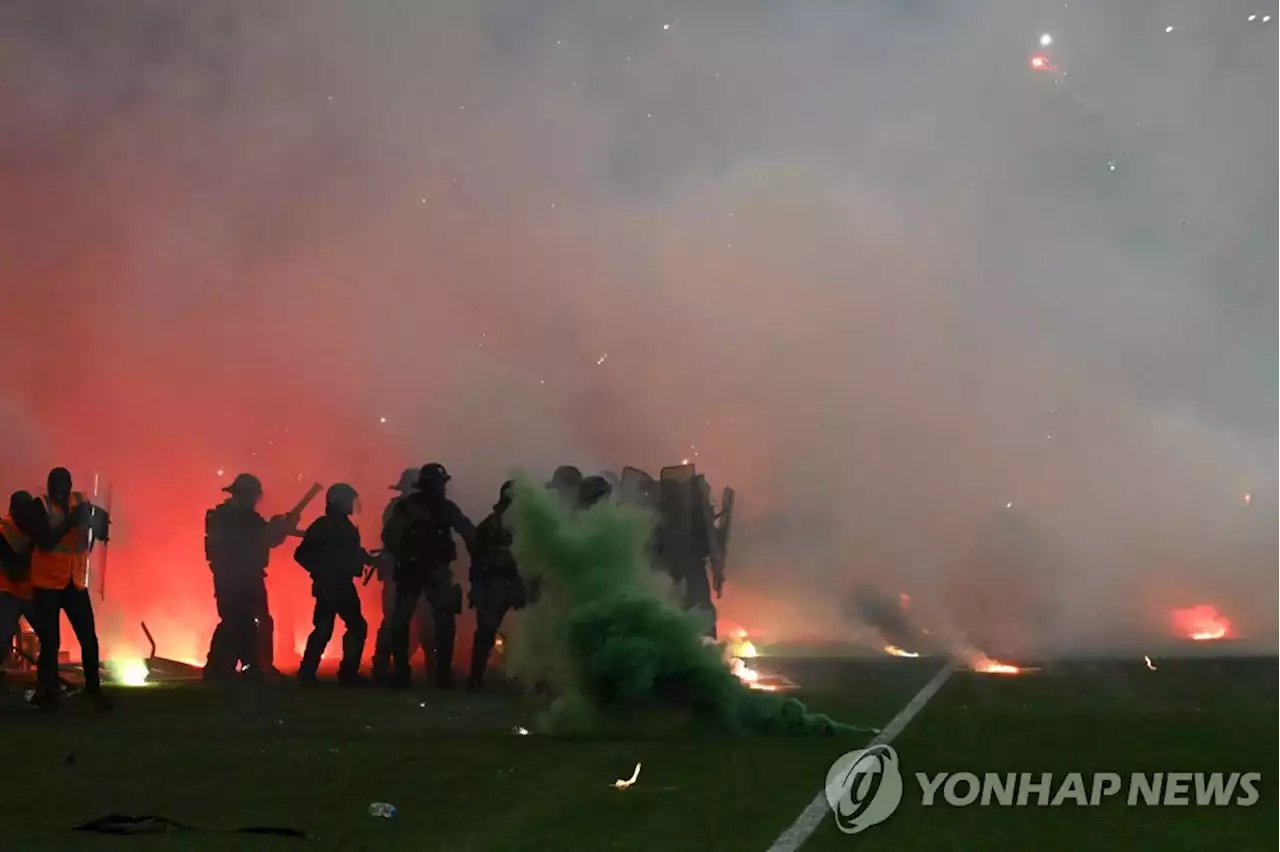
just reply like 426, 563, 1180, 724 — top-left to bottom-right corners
30, 492, 90, 591
0, 515, 34, 599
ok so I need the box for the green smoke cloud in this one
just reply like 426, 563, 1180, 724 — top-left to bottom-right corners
503, 480, 858, 736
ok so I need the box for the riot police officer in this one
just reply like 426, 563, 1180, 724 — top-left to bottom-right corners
381, 463, 475, 688
576, 475, 614, 511
204, 474, 297, 679
294, 483, 372, 685
466, 480, 527, 691
371, 468, 431, 682
547, 466, 583, 506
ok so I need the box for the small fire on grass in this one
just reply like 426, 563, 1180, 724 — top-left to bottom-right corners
728, 657, 799, 693
1171, 605, 1231, 641
968, 654, 1023, 676
883, 644, 919, 658
104, 657, 151, 687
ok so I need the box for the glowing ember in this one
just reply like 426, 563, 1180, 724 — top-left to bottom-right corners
1144, 655, 1157, 671
105, 657, 150, 687
613, 762, 641, 789
728, 656, 798, 692
1171, 605, 1231, 641
970, 655, 1021, 675
883, 644, 919, 658
730, 656, 760, 684
1029, 54, 1050, 71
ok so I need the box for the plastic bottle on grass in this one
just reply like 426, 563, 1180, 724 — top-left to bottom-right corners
368, 803, 396, 819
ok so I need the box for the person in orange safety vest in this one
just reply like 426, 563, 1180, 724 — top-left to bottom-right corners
29, 468, 111, 710
0, 490, 87, 697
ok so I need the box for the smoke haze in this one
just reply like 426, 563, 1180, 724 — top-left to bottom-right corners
1, 1, 1274, 662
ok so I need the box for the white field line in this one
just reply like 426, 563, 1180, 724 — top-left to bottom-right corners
765, 663, 955, 852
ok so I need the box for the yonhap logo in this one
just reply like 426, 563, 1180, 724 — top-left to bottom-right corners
821, 746, 1263, 837
824, 745, 904, 834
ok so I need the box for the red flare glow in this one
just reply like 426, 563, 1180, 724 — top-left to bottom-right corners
1171, 605, 1231, 641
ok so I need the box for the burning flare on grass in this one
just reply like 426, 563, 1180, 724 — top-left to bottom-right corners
721, 624, 759, 659
968, 653, 1022, 675
730, 657, 764, 687
1144, 655, 1157, 671
1171, 604, 1231, 641
883, 644, 919, 658
613, 762, 642, 789
105, 657, 150, 687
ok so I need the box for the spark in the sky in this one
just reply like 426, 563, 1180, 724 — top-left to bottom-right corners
1029, 54, 1051, 71
1039, 33, 1053, 47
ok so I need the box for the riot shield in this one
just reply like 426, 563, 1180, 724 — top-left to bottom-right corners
659, 464, 696, 546
694, 476, 723, 565
620, 466, 658, 510
717, 487, 735, 560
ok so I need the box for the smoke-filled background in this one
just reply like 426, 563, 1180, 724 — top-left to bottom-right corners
1, 1, 1275, 665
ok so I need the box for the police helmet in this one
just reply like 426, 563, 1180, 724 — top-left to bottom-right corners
222, 473, 263, 496
418, 463, 451, 486
548, 465, 583, 490
390, 468, 419, 492
578, 475, 613, 507
325, 481, 360, 506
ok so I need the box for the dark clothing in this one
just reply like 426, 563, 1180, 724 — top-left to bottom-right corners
381, 493, 473, 685
294, 513, 367, 584
467, 509, 526, 687
372, 575, 429, 678
381, 493, 474, 581
0, 535, 23, 579
205, 502, 289, 578
294, 513, 369, 679
390, 568, 460, 686
0, 591, 36, 665
371, 497, 428, 679
207, 576, 273, 676
33, 584, 100, 696
204, 501, 290, 677
300, 581, 366, 679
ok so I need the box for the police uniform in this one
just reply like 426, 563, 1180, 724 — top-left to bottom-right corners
466, 481, 526, 690
371, 470, 431, 682
381, 463, 474, 688
204, 474, 291, 678
294, 484, 369, 683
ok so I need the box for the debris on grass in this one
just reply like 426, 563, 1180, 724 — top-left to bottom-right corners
612, 762, 642, 789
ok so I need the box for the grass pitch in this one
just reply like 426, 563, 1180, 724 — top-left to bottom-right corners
0, 655, 1272, 851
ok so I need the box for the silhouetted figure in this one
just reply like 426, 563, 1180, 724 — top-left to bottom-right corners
576, 475, 614, 511
29, 468, 110, 709
203, 474, 295, 680
371, 468, 431, 682
294, 484, 372, 685
466, 481, 527, 691
1, 490, 84, 697
381, 463, 475, 688
655, 473, 718, 639
547, 465, 583, 506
